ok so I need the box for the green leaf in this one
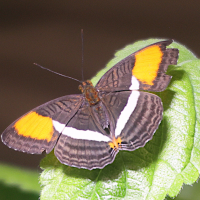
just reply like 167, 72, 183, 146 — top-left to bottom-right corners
0, 163, 40, 200
40, 39, 200, 200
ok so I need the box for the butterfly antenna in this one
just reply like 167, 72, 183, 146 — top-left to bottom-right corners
33, 63, 82, 83
81, 29, 84, 81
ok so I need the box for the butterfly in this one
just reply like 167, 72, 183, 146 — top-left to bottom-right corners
1, 40, 179, 170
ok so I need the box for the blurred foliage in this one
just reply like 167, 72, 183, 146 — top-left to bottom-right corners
0, 162, 200, 200
0, 163, 40, 200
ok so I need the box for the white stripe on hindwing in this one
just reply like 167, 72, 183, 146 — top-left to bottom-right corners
53, 91, 140, 142
53, 120, 65, 133
115, 91, 140, 137
53, 120, 111, 142
129, 76, 139, 90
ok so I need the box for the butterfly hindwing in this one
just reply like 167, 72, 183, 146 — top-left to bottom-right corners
102, 91, 163, 151
55, 134, 114, 170
117, 92, 162, 151
96, 39, 178, 92
54, 102, 117, 169
1, 94, 83, 154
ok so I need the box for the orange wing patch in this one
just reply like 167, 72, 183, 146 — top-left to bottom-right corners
14, 111, 54, 142
132, 45, 163, 85
109, 137, 122, 149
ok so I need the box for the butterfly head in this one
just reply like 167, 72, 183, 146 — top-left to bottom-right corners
79, 80, 100, 105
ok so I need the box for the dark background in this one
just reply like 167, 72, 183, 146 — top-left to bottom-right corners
0, 1, 199, 171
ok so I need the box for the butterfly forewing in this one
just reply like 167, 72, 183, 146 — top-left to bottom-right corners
96, 39, 178, 93
1, 94, 83, 154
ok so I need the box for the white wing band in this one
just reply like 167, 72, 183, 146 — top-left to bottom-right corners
115, 91, 140, 137
53, 120, 110, 142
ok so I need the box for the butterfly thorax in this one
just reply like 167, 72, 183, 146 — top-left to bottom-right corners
79, 80, 109, 129
79, 80, 100, 106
